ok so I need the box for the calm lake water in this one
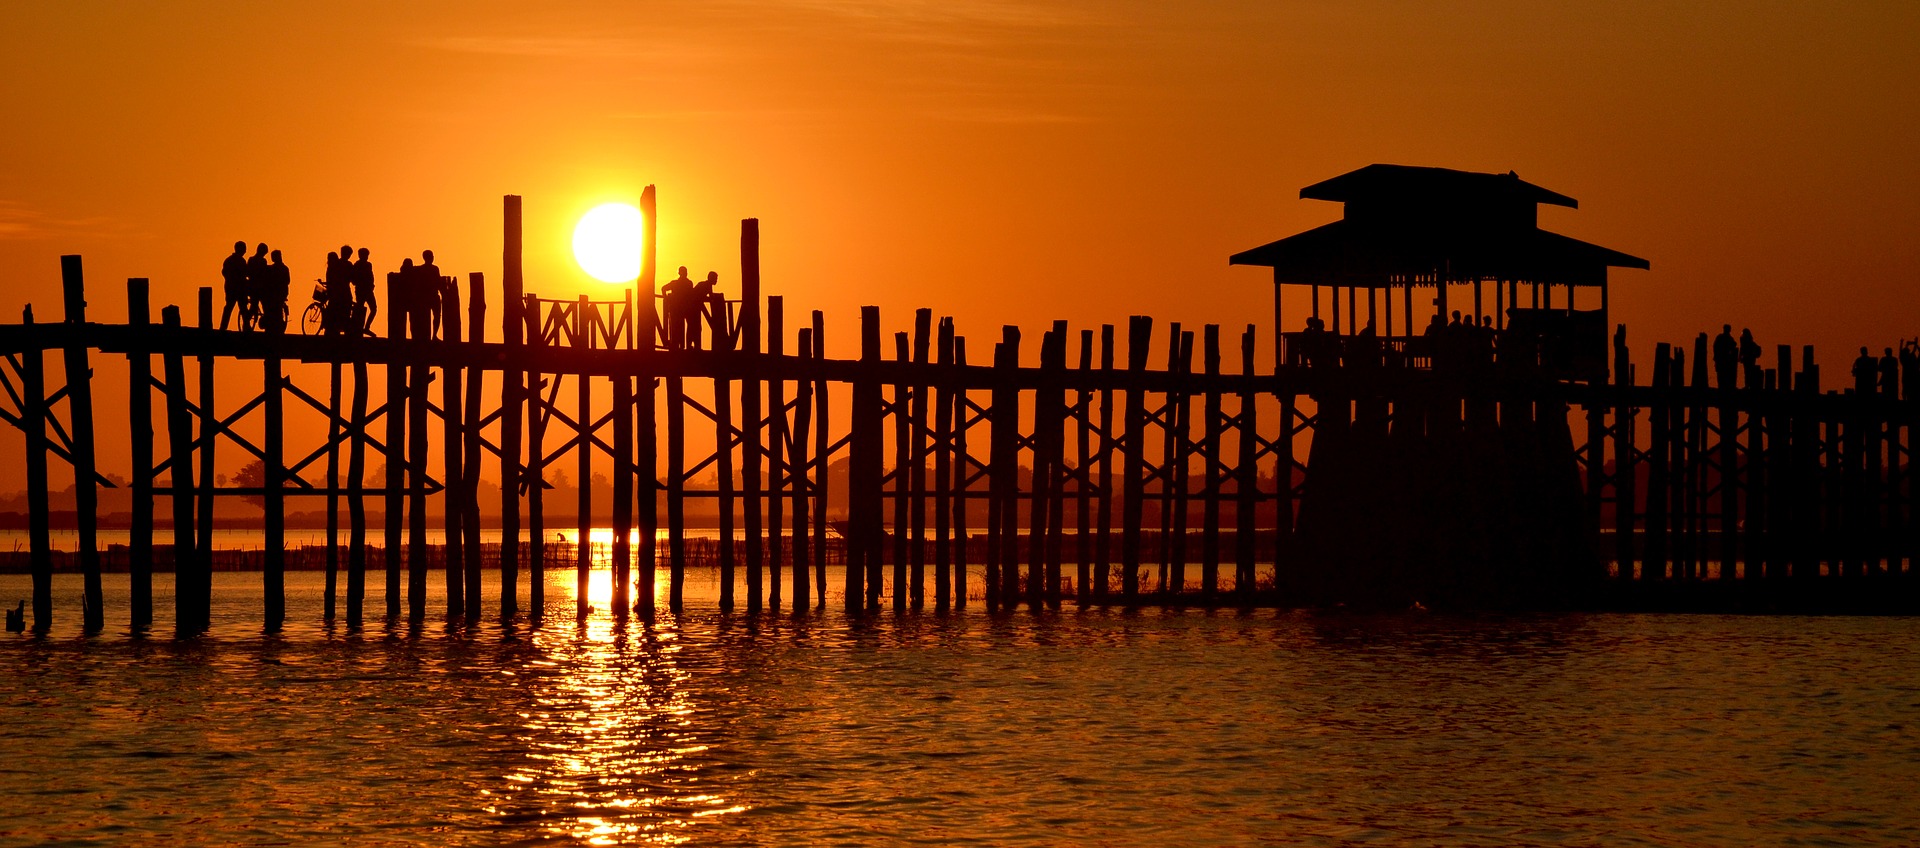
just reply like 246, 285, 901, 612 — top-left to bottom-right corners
2, 570, 1918, 846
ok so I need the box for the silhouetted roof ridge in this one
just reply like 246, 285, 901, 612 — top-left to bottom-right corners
1301, 164, 1579, 209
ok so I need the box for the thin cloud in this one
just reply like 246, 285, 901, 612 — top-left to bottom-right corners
0, 201, 122, 241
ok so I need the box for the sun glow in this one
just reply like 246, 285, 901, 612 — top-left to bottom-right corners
572, 202, 645, 283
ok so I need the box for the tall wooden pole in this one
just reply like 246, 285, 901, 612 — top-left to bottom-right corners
325, 361, 341, 622
385, 273, 407, 618
1121, 317, 1151, 603
739, 220, 763, 613
462, 273, 486, 617
500, 195, 524, 619
263, 313, 286, 631
126, 279, 154, 630
195, 288, 215, 631
442, 282, 466, 617
22, 306, 52, 632
792, 328, 814, 610
612, 370, 633, 619
813, 310, 830, 606
850, 306, 883, 611
160, 306, 196, 634
767, 299, 786, 610
59, 257, 103, 632
577, 296, 593, 615
1235, 326, 1258, 599
1096, 325, 1115, 602
348, 361, 368, 625
407, 283, 432, 620
952, 336, 970, 609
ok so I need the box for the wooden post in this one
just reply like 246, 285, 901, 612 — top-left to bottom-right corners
911, 309, 932, 610
577, 296, 593, 615
59, 258, 103, 631
1043, 322, 1069, 608
1201, 325, 1223, 600
767, 298, 786, 609
893, 331, 911, 611
325, 361, 342, 622
127, 279, 155, 630
263, 316, 286, 631
1027, 328, 1056, 610
1121, 317, 1151, 603
407, 285, 432, 620
739, 223, 763, 613
348, 361, 369, 625
526, 298, 548, 618
21, 306, 52, 632
462, 273, 486, 618
1719, 353, 1739, 579
716, 362, 737, 613
952, 336, 971, 609
1613, 331, 1636, 579
1075, 328, 1094, 605
195, 288, 215, 630
160, 306, 196, 634
792, 328, 814, 610
636, 343, 657, 615
850, 306, 884, 611
442, 282, 465, 617
1096, 325, 1115, 602
666, 370, 687, 614
385, 274, 407, 618
1001, 328, 1026, 606
500, 195, 524, 619
1165, 328, 1194, 597
1646, 343, 1671, 580
935, 318, 955, 609
1235, 326, 1258, 599
613, 369, 633, 619
813, 310, 830, 605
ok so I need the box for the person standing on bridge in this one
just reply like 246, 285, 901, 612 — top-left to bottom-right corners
417, 250, 442, 340
257, 249, 290, 333
661, 266, 693, 349
1712, 325, 1739, 390
1853, 347, 1878, 396
1739, 328, 1762, 389
219, 241, 251, 331
1879, 347, 1900, 401
244, 243, 270, 332
351, 247, 375, 336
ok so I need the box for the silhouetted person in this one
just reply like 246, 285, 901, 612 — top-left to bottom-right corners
393, 257, 417, 337
1296, 316, 1326, 367
692, 270, 725, 350
661, 266, 693, 349
260, 249, 290, 332
1739, 328, 1761, 389
1853, 346, 1878, 396
1352, 320, 1379, 368
1477, 315, 1497, 367
1713, 324, 1738, 390
352, 247, 375, 335
1903, 340, 1920, 403
417, 250, 442, 339
1880, 347, 1900, 400
219, 241, 249, 331
244, 243, 270, 331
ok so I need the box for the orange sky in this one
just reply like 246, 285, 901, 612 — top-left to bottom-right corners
3, 1, 1918, 483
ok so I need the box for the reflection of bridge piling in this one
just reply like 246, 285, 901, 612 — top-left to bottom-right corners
6, 190, 1920, 634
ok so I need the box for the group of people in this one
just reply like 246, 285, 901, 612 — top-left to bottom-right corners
218, 242, 444, 337
1290, 307, 1502, 370
661, 265, 728, 350
217, 241, 293, 332
1852, 341, 1919, 401
1711, 324, 1766, 389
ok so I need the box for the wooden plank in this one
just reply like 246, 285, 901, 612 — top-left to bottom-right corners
126, 278, 154, 630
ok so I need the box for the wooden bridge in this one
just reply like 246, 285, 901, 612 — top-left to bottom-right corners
4, 175, 1917, 634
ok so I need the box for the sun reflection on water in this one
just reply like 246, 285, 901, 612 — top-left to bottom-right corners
482, 575, 745, 843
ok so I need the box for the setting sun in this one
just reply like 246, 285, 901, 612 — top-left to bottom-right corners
572, 202, 645, 283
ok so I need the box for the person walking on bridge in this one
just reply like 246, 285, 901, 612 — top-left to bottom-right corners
1739, 329, 1762, 389
351, 247, 375, 336
1853, 347, 1879, 396
219, 241, 251, 331
417, 250, 442, 340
